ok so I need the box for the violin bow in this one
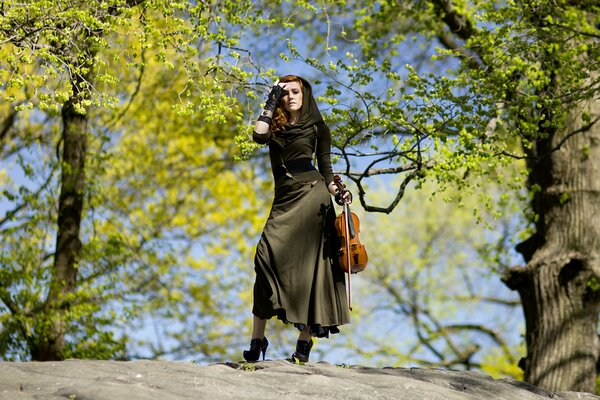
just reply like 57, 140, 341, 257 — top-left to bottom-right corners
343, 197, 353, 311
333, 175, 355, 312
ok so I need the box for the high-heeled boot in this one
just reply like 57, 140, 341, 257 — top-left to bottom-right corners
243, 337, 269, 362
291, 339, 313, 363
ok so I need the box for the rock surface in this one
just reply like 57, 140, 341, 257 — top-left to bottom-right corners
0, 359, 598, 400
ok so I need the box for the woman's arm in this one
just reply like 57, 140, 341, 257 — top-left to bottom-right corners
315, 123, 339, 196
252, 120, 271, 144
316, 123, 352, 202
315, 123, 334, 186
252, 84, 286, 144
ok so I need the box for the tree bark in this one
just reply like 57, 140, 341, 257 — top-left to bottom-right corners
504, 96, 600, 392
32, 76, 91, 361
428, 0, 600, 391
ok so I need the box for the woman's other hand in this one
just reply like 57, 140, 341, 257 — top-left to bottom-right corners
328, 181, 352, 205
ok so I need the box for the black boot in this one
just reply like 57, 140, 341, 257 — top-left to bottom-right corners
291, 339, 313, 363
243, 337, 269, 362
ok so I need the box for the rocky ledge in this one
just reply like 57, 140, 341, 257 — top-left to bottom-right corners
0, 359, 598, 399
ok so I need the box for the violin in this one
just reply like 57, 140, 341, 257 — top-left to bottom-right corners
333, 175, 368, 275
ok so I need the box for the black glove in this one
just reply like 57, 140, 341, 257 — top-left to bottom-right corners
264, 84, 287, 112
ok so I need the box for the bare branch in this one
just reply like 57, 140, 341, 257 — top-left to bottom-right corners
452, 295, 520, 307
444, 323, 517, 364
408, 356, 483, 369
355, 168, 422, 214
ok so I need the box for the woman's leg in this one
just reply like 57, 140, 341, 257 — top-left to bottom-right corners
292, 326, 314, 362
251, 315, 267, 339
297, 325, 311, 342
243, 316, 269, 361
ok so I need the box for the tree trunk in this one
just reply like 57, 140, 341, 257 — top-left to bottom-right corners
32, 82, 90, 361
503, 97, 600, 392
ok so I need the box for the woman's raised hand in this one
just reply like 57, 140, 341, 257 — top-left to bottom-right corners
265, 84, 287, 112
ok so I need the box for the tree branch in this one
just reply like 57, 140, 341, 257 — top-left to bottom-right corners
436, 31, 483, 70
444, 323, 517, 364
0, 290, 18, 317
494, 111, 600, 161
101, 38, 148, 138
565, 0, 600, 12
429, 0, 483, 69
0, 164, 59, 229
550, 112, 600, 156
0, 103, 20, 144
355, 168, 422, 214
430, 0, 475, 40
452, 295, 520, 307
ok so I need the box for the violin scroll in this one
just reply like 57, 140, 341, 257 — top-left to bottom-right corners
333, 175, 352, 205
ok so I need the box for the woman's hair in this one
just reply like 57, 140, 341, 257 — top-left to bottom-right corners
271, 75, 303, 134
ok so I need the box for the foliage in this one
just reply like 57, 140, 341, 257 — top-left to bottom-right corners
322, 178, 525, 378
235, 0, 598, 215
0, 0, 268, 360
1, 2, 598, 392
231, 0, 599, 390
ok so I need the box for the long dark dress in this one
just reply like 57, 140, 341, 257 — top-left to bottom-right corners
251, 78, 350, 337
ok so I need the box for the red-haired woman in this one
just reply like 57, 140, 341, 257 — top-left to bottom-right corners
243, 75, 350, 363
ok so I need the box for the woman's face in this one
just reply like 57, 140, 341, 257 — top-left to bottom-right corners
280, 81, 303, 114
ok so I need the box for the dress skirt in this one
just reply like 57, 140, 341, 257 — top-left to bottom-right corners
252, 169, 350, 337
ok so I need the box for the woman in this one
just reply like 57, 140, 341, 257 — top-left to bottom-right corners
243, 75, 350, 363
